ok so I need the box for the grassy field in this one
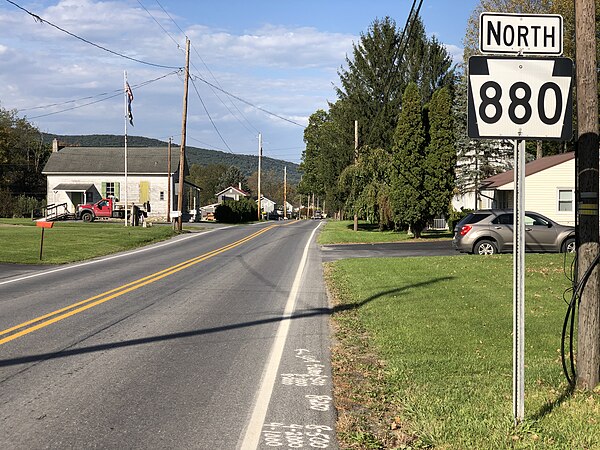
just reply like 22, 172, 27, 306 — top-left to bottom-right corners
318, 220, 452, 245
326, 253, 600, 449
0, 219, 179, 264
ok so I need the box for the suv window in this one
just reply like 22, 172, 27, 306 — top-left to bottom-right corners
492, 214, 513, 225
526, 213, 549, 226
461, 213, 491, 225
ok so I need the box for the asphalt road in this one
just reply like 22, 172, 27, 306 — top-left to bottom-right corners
320, 239, 458, 262
0, 220, 337, 450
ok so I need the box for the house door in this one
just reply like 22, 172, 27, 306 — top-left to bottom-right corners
69, 192, 84, 211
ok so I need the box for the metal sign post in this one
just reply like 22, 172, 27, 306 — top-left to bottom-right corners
468, 12, 571, 424
513, 139, 526, 422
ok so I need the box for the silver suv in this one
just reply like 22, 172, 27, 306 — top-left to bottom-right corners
453, 209, 575, 255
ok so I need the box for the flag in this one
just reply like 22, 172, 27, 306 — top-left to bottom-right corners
125, 81, 134, 126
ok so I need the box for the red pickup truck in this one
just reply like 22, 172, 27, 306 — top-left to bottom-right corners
77, 198, 129, 222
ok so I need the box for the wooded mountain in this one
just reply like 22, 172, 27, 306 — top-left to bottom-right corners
41, 133, 301, 185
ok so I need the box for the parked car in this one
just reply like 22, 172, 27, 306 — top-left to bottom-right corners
452, 209, 575, 255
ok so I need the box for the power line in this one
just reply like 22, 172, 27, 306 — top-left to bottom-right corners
190, 73, 305, 128
136, 0, 183, 51
25, 70, 180, 119
189, 75, 233, 153
4, 0, 182, 70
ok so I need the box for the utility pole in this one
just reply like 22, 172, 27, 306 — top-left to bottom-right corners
177, 37, 190, 232
167, 137, 171, 223
283, 166, 287, 219
354, 120, 358, 231
257, 133, 262, 221
575, 0, 600, 390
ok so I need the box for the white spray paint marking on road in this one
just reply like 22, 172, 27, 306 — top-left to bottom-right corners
0, 226, 236, 286
240, 222, 322, 449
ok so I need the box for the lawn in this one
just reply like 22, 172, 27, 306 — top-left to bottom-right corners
318, 220, 452, 245
326, 253, 600, 449
0, 219, 179, 264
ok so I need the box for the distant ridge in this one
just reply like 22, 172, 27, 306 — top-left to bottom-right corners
41, 133, 301, 184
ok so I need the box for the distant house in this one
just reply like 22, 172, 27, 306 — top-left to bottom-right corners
216, 185, 250, 203
258, 196, 276, 214
454, 152, 575, 225
42, 140, 200, 220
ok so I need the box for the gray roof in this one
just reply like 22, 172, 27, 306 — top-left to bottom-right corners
42, 146, 187, 175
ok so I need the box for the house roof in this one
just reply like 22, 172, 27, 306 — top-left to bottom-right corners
481, 152, 575, 189
42, 146, 185, 175
215, 185, 250, 197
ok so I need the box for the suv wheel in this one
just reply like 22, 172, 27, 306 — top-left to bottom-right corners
562, 237, 575, 253
474, 239, 497, 255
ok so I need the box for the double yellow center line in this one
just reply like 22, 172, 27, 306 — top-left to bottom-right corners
0, 224, 280, 346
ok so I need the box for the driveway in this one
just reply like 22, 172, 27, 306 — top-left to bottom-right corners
320, 240, 458, 262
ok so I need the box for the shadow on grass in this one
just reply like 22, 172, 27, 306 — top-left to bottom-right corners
531, 384, 575, 420
0, 277, 453, 368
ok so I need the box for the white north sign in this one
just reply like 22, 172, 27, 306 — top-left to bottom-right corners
480, 13, 563, 55
468, 56, 573, 140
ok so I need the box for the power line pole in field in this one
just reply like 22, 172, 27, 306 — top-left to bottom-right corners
167, 137, 172, 223
258, 132, 262, 221
177, 37, 190, 232
575, 0, 600, 390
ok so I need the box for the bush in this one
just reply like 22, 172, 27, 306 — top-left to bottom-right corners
215, 198, 257, 223
0, 191, 45, 218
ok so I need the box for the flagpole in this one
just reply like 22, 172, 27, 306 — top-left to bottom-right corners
124, 70, 129, 227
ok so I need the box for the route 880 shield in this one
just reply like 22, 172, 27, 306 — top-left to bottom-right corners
467, 56, 573, 140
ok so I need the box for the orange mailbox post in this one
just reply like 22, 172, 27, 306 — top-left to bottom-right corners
36, 221, 54, 260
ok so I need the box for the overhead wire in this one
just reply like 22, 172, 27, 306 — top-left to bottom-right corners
364, 0, 424, 145
188, 75, 233, 153
151, 0, 261, 136
4, 0, 182, 70
25, 70, 180, 119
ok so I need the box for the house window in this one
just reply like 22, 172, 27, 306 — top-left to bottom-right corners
558, 189, 574, 212
106, 182, 116, 198
159, 191, 165, 201
85, 192, 94, 203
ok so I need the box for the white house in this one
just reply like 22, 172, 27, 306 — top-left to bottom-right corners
215, 185, 250, 203
258, 196, 276, 214
42, 140, 200, 221
458, 152, 575, 225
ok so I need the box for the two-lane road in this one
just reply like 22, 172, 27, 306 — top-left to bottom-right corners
0, 221, 337, 449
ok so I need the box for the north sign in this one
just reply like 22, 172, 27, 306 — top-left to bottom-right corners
480, 13, 563, 55
468, 56, 573, 140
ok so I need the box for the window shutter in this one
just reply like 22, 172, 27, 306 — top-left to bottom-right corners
139, 181, 150, 203
115, 182, 120, 200
101, 182, 107, 198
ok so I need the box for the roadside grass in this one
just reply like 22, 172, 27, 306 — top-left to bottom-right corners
326, 253, 600, 449
318, 220, 452, 245
0, 219, 178, 264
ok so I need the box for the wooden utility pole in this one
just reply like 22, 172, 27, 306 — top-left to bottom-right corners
283, 166, 287, 219
575, 0, 600, 390
167, 137, 171, 223
257, 133, 262, 221
177, 37, 190, 232
354, 120, 358, 231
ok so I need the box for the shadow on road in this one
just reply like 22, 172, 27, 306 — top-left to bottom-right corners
0, 276, 453, 368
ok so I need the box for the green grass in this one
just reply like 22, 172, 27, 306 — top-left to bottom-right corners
326, 253, 600, 449
0, 219, 178, 264
318, 220, 452, 245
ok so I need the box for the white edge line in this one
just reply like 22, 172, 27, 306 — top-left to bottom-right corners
0, 226, 235, 287
240, 221, 322, 449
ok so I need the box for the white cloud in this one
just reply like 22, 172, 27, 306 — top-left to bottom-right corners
0, 1, 357, 161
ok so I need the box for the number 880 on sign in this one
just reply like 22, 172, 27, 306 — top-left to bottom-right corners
468, 56, 573, 141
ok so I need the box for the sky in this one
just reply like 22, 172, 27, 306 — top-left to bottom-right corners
0, 0, 480, 164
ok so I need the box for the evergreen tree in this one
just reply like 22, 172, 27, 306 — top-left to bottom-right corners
390, 82, 429, 236
424, 87, 457, 218
188, 163, 228, 206
217, 165, 250, 194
